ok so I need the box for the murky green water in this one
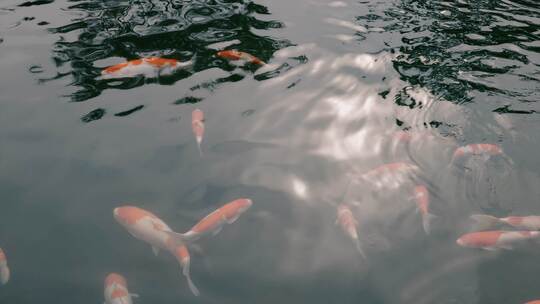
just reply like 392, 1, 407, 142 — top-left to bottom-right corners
0, 0, 539, 303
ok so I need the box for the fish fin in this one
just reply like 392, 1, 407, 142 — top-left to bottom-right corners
152, 246, 160, 256
227, 214, 240, 224
130, 293, 140, 298
354, 238, 367, 260
470, 214, 500, 230
422, 213, 437, 235
181, 258, 200, 296
164, 231, 189, 247
212, 225, 223, 236
482, 246, 498, 251
196, 140, 203, 157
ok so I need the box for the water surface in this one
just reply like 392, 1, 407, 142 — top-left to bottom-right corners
0, 0, 539, 303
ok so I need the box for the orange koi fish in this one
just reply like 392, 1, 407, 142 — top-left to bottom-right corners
104, 273, 138, 304
0, 248, 9, 285
192, 109, 205, 156
114, 206, 199, 296
525, 300, 540, 304
413, 185, 437, 235
216, 50, 265, 65
182, 198, 253, 242
452, 143, 503, 161
471, 214, 540, 231
101, 57, 191, 79
336, 204, 366, 259
456, 230, 540, 250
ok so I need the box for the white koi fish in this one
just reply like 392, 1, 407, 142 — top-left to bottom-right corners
456, 230, 540, 250
0, 248, 9, 285
471, 214, 540, 231
113, 206, 200, 296
413, 185, 437, 235
101, 57, 191, 79
104, 273, 138, 304
336, 204, 366, 259
182, 198, 253, 242
192, 109, 205, 156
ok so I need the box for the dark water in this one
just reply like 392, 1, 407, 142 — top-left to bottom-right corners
0, 0, 539, 303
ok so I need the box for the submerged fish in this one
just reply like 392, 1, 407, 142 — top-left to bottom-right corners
113, 206, 200, 296
471, 214, 540, 231
182, 198, 253, 242
336, 204, 366, 259
0, 248, 9, 285
216, 50, 265, 65
413, 185, 437, 235
101, 57, 190, 79
452, 143, 503, 161
525, 300, 540, 304
456, 230, 540, 250
192, 109, 205, 156
104, 273, 137, 304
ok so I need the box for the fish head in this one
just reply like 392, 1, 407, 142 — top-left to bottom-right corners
217, 50, 242, 60
113, 206, 147, 227
105, 273, 127, 289
237, 198, 253, 212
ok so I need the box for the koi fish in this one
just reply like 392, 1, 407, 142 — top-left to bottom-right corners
192, 109, 204, 156
0, 248, 9, 285
113, 206, 200, 296
413, 185, 437, 235
525, 300, 540, 304
182, 198, 253, 242
452, 143, 503, 161
456, 230, 540, 250
104, 273, 138, 304
336, 204, 366, 259
216, 50, 265, 65
471, 214, 540, 231
101, 57, 191, 79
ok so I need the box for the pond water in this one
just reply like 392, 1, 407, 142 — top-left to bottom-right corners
0, 0, 539, 303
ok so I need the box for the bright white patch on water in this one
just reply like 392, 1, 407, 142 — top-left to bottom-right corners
328, 1, 347, 7
291, 176, 309, 199
324, 18, 368, 33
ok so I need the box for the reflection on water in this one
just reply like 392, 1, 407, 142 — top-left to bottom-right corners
48, 0, 291, 109
0, 0, 540, 303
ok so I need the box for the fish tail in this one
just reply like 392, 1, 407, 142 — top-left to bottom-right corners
181, 257, 200, 296
470, 214, 500, 230
422, 213, 437, 235
354, 238, 367, 260
197, 142, 203, 157
0, 266, 10, 285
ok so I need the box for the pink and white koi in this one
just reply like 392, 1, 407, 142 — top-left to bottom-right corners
452, 143, 503, 161
101, 57, 191, 79
192, 109, 205, 156
0, 248, 9, 285
413, 185, 437, 235
216, 50, 265, 66
456, 230, 540, 250
182, 198, 253, 242
113, 206, 199, 296
471, 214, 540, 231
104, 273, 138, 304
336, 204, 366, 259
